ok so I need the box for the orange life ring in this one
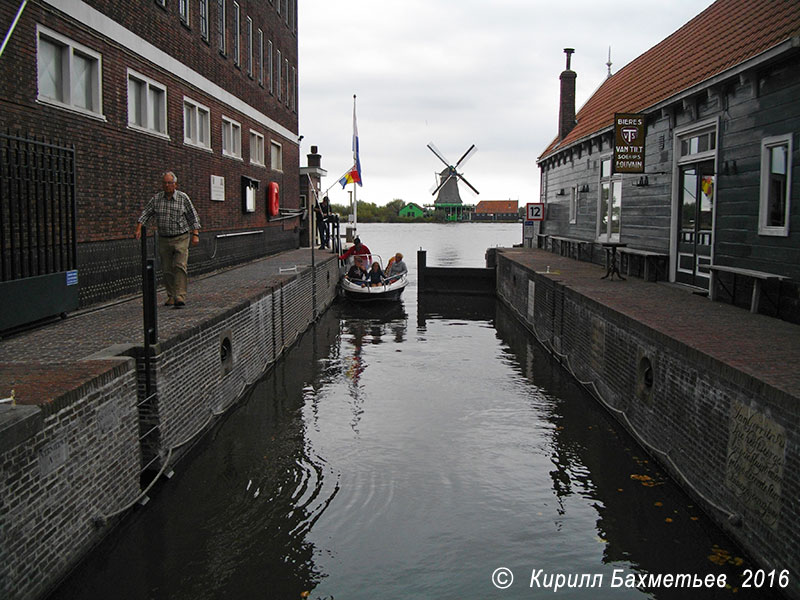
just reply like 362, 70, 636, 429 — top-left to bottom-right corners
268, 182, 280, 217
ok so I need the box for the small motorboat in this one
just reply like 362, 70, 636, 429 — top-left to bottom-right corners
340, 254, 408, 302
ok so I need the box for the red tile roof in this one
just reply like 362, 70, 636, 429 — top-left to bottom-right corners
476, 200, 519, 214
540, 0, 800, 159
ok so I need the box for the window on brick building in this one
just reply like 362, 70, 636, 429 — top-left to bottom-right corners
37, 26, 103, 117
222, 116, 242, 159
127, 70, 167, 136
217, 0, 226, 55
200, 0, 209, 40
759, 134, 793, 237
246, 16, 253, 77
233, 2, 240, 67
268, 40, 274, 94
250, 130, 265, 166
284, 58, 289, 107
183, 97, 211, 149
179, 0, 189, 24
271, 141, 282, 171
257, 29, 263, 85
291, 66, 296, 112
276, 49, 282, 100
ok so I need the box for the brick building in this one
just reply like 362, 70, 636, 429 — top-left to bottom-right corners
535, 0, 800, 322
0, 0, 302, 326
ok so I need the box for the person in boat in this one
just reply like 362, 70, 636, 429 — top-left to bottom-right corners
338, 237, 371, 265
367, 261, 385, 286
384, 252, 408, 282
346, 256, 368, 285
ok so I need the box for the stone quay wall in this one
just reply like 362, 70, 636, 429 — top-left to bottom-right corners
0, 361, 140, 600
0, 258, 340, 600
495, 252, 799, 599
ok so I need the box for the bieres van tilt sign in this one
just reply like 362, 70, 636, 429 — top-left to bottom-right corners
613, 113, 645, 174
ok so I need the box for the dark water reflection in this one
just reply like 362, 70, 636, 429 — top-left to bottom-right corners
51, 225, 778, 600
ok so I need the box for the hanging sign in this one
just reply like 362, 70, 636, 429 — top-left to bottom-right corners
613, 113, 645, 174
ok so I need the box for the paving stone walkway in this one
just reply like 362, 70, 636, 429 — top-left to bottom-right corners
499, 248, 800, 400
0, 248, 337, 406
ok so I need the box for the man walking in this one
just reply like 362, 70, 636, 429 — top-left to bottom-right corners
135, 171, 201, 308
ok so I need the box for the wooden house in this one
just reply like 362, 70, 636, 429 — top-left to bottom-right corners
474, 200, 519, 222
536, 0, 800, 322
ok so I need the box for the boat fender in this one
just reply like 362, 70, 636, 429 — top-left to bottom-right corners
268, 182, 280, 217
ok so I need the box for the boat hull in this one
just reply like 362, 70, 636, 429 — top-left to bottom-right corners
340, 276, 408, 302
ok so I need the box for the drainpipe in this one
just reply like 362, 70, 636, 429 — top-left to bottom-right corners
0, 0, 28, 59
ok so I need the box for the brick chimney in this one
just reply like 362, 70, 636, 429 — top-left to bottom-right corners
558, 48, 577, 140
307, 145, 321, 168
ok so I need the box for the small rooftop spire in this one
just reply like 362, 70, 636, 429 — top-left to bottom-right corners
606, 46, 613, 78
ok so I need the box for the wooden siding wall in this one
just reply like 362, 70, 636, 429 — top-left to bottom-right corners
539, 51, 800, 280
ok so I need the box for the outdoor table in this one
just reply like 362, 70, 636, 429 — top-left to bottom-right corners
601, 242, 628, 280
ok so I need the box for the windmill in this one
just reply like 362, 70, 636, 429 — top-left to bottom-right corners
427, 142, 479, 205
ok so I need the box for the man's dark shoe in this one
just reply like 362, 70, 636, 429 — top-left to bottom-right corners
174, 300, 186, 308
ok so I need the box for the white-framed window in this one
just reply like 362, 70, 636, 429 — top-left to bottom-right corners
183, 97, 211, 150
246, 16, 253, 77
276, 49, 282, 100
291, 66, 297, 112
36, 26, 103, 117
232, 1, 240, 67
250, 130, 265, 166
257, 29, 263, 85
271, 140, 282, 171
284, 57, 289, 106
598, 156, 622, 241
268, 40, 274, 94
759, 134, 793, 237
127, 69, 167, 137
217, 0, 226, 55
179, 0, 189, 23
569, 186, 577, 224
222, 116, 242, 159
199, 0, 209, 41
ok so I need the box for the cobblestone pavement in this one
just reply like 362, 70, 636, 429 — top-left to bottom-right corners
0, 248, 338, 405
499, 248, 800, 399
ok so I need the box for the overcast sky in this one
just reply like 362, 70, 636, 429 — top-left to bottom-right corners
297, 0, 716, 208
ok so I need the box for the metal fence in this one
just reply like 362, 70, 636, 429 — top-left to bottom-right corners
0, 132, 77, 282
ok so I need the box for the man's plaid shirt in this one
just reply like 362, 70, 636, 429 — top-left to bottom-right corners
138, 190, 201, 236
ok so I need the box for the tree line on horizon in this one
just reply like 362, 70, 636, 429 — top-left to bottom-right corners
330, 199, 438, 223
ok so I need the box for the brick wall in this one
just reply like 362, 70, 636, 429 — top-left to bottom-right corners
1, 258, 339, 600
0, 1, 302, 308
0, 361, 140, 600
496, 253, 800, 599
142, 258, 338, 465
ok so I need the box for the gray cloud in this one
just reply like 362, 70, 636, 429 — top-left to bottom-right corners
299, 0, 715, 205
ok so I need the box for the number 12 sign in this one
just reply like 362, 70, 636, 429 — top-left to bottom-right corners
526, 203, 544, 221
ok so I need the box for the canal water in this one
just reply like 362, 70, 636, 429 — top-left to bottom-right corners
53, 224, 775, 599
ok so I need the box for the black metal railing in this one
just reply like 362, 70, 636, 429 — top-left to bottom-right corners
0, 132, 76, 282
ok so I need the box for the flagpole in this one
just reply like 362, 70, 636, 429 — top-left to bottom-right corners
352, 94, 358, 233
